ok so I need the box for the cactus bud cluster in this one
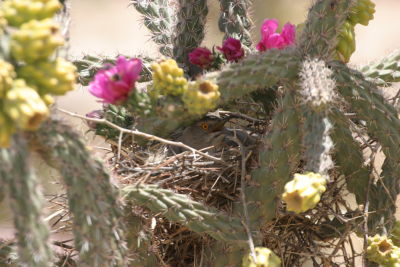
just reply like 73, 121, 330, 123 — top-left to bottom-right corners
1, 0, 61, 27
282, 172, 327, 213
336, 0, 375, 62
0, 0, 76, 147
18, 57, 77, 95
367, 235, 400, 266
182, 80, 220, 116
0, 59, 16, 97
242, 247, 281, 267
11, 18, 64, 63
4, 79, 49, 131
151, 59, 188, 97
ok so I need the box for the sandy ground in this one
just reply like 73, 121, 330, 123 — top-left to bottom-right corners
0, 0, 399, 264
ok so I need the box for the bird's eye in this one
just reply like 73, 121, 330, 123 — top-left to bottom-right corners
200, 122, 209, 130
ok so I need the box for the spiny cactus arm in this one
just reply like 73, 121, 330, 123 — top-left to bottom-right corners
130, 0, 175, 56
242, 86, 302, 226
123, 205, 158, 267
218, 0, 253, 50
137, 49, 298, 137
329, 108, 370, 203
333, 63, 400, 233
121, 184, 248, 242
173, 0, 208, 76
0, 137, 54, 267
361, 49, 400, 86
73, 54, 154, 86
299, 58, 336, 175
299, 0, 355, 59
30, 119, 127, 267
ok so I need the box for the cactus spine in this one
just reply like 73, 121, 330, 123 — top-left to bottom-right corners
361, 49, 400, 86
131, 0, 175, 57
31, 120, 127, 266
0, 136, 53, 267
173, 0, 208, 76
218, 0, 253, 49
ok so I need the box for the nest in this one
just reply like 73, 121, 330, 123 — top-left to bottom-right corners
104, 116, 365, 267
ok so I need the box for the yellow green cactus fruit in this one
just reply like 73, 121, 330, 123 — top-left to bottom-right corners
391, 221, 400, 247
349, 0, 375, 26
4, 79, 49, 131
151, 59, 188, 97
242, 247, 281, 267
182, 80, 220, 116
0, 11, 7, 34
336, 21, 356, 63
0, 59, 16, 98
0, 110, 15, 148
367, 235, 400, 266
18, 58, 77, 95
11, 18, 64, 63
282, 172, 327, 214
1, 0, 61, 27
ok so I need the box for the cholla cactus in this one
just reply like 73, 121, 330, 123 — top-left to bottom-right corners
2, 0, 400, 266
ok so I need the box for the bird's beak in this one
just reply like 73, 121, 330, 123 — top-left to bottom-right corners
211, 117, 230, 132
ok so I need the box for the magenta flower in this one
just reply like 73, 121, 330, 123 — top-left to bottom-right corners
189, 47, 213, 68
256, 19, 296, 52
217, 37, 245, 62
89, 56, 142, 104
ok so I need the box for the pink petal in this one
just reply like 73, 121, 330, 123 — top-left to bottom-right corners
281, 23, 296, 45
260, 19, 279, 38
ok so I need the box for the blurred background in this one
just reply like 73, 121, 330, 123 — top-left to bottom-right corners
0, 0, 399, 259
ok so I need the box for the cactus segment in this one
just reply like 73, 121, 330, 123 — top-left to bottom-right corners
73, 54, 154, 86
218, 0, 253, 50
0, 136, 53, 267
361, 49, 400, 86
243, 87, 301, 226
334, 63, 400, 233
122, 184, 248, 242
32, 120, 127, 266
299, 0, 354, 59
131, 0, 175, 56
173, 0, 208, 76
329, 108, 370, 204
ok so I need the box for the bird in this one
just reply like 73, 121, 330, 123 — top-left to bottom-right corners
169, 115, 256, 154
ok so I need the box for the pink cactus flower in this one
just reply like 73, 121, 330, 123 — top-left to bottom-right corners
256, 19, 296, 52
89, 56, 142, 104
189, 47, 213, 68
217, 37, 245, 62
